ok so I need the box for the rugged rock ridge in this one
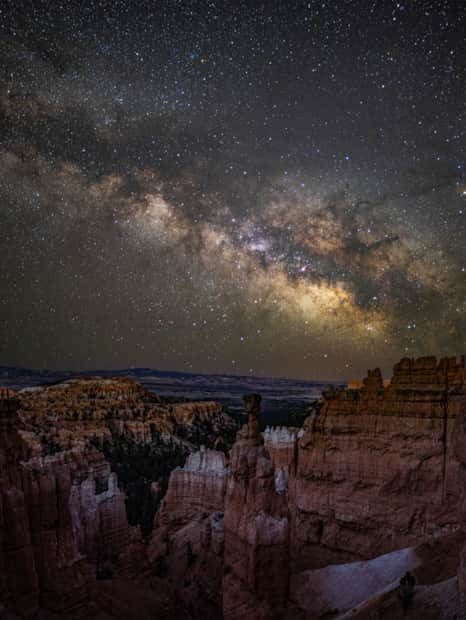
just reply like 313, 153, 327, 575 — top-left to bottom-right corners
453, 369, 466, 619
151, 354, 466, 619
0, 394, 146, 616
151, 395, 294, 619
148, 447, 229, 618
13, 376, 237, 538
17, 377, 228, 451
263, 425, 303, 475
390, 354, 465, 387
292, 355, 466, 571
3, 357, 466, 618
0, 377, 237, 618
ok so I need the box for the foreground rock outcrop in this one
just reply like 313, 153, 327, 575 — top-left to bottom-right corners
149, 354, 466, 619
222, 394, 290, 619
291, 355, 466, 571
156, 446, 228, 531
0, 394, 99, 617
148, 447, 228, 618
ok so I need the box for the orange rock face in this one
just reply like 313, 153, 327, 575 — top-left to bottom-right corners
291, 355, 466, 571
16, 376, 226, 451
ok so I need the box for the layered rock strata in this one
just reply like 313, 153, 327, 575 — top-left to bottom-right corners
0, 394, 97, 616
3, 356, 466, 618
0, 377, 235, 618
151, 355, 466, 619
263, 425, 303, 478
222, 394, 290, 619
17, 377, 230, 452
156, 446, 228, 530
148, 447, 229, 617
291, 355, 466, 570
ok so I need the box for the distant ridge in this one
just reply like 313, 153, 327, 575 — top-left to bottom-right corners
0, 365, 341, 411
0, 365, 336, 386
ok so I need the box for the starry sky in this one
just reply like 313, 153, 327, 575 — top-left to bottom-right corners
0, 0, 465, 380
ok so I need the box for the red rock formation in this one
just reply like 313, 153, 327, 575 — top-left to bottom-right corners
0, 394, 96, 616
156, 446, 228, 531
149, 355, 466, 618
0, 437, 146, 616
3, 358, 466, 618
391, 354, 464, 387
15, 377, 228, 451
291, 356, 466, 571
159, 511, 226, 617
223, 394, 290, 619
151, 400, 296, 619
147, 447, 228, 617
0, 378, 229, 618
452, 367, 466, 618
263, 426, 303, 476
0, 393, 41, 616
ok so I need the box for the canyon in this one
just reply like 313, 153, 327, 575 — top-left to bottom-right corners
0, 378, 237, 618
1, 355, 466, 618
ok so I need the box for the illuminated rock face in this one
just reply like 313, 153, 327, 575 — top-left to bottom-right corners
147, 447, 229, 618
15, 376, 228, 451
156, 446, 228, 529
151, 397, 293, 619
263, 426, 303, 472
291, 355, 466, 571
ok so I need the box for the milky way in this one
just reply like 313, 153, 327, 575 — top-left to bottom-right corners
0, 0, 465, 379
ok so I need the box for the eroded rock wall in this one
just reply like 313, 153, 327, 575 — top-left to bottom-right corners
156, 447, 228, 530
0, 395, 96, 616
222, 395, 290, 620
291, 356, 466, 571
151, 355, 466, 618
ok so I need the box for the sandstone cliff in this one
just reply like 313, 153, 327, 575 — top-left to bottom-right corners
149, 447, 228, 618
0, 394, 97, 616
291, 356, 466, 571
156, 446, 228, 530
149, 354, 466, 619
221, 394, 290, 619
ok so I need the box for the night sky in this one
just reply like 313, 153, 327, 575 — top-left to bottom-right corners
0, 0, 465, 380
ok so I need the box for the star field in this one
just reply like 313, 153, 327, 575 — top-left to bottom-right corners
0, 0, 465, 379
